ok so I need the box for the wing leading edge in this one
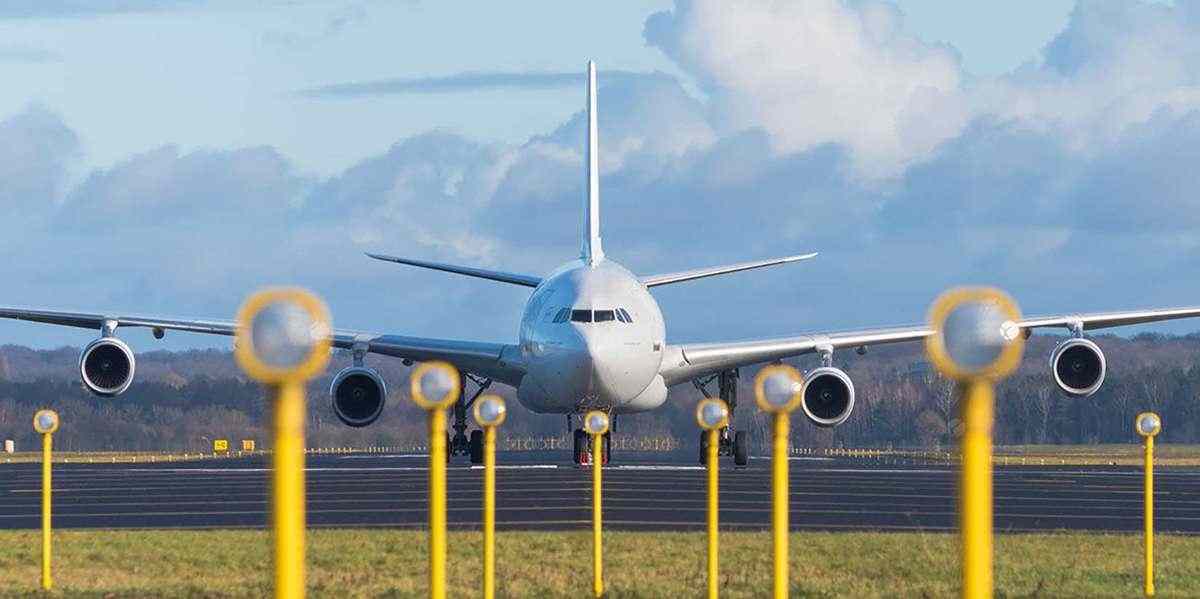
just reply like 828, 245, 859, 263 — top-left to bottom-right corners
365, 253, 542, 288
640, 253, 818, 288
660, 305, 1200, 386
0, 307, 524, 386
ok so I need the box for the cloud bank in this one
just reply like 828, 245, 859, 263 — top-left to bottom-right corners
4, 0, 1200, 349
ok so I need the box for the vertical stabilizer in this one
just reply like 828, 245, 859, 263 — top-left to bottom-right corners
581, 60, 604, 265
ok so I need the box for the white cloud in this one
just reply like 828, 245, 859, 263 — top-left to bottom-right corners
644, 0, 968, 178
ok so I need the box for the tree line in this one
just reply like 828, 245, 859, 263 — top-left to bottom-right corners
0, 332, 1197, 452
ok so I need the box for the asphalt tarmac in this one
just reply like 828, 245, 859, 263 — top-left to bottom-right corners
1, 451, 1198, 533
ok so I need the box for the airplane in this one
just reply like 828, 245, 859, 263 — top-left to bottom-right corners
4, 61, 1200, 466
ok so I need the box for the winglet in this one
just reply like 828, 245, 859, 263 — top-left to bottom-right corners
581, 60, 604, 266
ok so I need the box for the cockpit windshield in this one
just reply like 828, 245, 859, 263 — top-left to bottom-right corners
564, 308, 632, 324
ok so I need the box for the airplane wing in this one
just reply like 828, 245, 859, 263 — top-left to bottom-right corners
366, 253, 542, 288
659, 305, 1200, 386
0, 307, 525, 386
640, 253, 818, 288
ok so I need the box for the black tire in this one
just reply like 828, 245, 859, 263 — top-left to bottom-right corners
733, 430, 749, 467
573, 428, 586, 465
469, 430, 484, 464
445, 432, 452, 464
699, 430, 709, 465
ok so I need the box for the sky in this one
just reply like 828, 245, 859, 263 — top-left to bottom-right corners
0, 0, 1197, 351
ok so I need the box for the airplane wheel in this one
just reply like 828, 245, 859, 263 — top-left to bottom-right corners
698, 431, 709, 465
733, 431, 748, 467
469, 430, 484, 464
445, 432, 452, 464
573, 428, 586, 465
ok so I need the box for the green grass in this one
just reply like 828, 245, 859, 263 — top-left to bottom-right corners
0, 529, 1196, 597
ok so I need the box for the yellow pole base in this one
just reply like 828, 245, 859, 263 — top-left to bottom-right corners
772, 413, 789, 599
960, 381, 994, 599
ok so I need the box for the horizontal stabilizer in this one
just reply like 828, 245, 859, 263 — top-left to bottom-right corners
640, 253, 818, 288
366, 253, 542, 288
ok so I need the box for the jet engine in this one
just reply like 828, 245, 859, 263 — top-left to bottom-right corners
79, 337, 136, 396
330, 367, 387, 427
1050, 338, 1106, 397
801, 366, 855, 427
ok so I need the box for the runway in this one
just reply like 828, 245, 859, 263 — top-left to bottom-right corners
1, 452, 1198, 533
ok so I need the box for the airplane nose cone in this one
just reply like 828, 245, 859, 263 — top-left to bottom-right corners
583, 335, 640, 401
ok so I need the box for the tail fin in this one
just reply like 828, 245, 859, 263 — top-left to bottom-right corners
581, 60, 604, 266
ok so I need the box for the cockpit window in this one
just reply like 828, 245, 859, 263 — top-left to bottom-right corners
618, 308, 634, 323
553, 308, 570, 323
571, 309, 593, 323
594, 310, 616, 323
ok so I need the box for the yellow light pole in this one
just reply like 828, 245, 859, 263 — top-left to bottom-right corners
409, 361, 462, 599
925, 287, 1025, 599
32, 409, 59, 591
234, 288, 332, 599
696, 398, 730, 599
473, 395, 507, 599
583, 410, 610, 598
1136, 411, 1162, 597
754, 364, 805, 599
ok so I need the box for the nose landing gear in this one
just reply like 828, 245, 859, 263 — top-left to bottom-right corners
693, 369, 747, 467
570, 415, 611, 466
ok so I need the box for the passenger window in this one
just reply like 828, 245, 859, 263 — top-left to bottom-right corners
594, 310, 615, 323
571, 309, 593, 323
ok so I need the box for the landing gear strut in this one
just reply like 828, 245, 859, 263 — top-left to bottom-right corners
449, 373, 492, 464
694, 369, 748, 466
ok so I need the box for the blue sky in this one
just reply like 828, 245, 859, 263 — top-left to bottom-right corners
0, 0, 1196, 350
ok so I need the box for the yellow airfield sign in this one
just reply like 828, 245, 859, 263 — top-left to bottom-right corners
213, 439, 229, 453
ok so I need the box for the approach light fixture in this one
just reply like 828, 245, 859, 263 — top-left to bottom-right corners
754, 364, 804, 414
411, 361, 461, 411
32, 410, 59, 435
1136, 412, 1162, 438
235, 288, 331, 384
583, 410, 610, 436
473, 395, 508, 428
696, 398, 730, 431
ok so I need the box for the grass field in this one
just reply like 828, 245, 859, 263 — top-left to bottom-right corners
0, 529, 1197, 597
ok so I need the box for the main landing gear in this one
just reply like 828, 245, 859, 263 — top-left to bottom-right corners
448, 373, 493, 465
570, 414, 612, 466
693, 369, 748, 467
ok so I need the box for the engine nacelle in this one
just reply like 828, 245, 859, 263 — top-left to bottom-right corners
1050, 338, 1106, 396
801, 366, 855, 427
330, 367, 387, 427
79, 337, 136, 396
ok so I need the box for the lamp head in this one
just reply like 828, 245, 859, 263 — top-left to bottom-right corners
235, 288, 332, 384
473, 394, 508, 427
926, 287, 1024, 381
33, 409, 59, 434
583, 410, 610, 435
754, 364, 803, 414
410, 361, 461, 411
695, 398, 730, 431
1136, 412, 1162, 437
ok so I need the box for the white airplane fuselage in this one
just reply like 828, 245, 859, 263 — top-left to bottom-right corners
516, 259, 669, 415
